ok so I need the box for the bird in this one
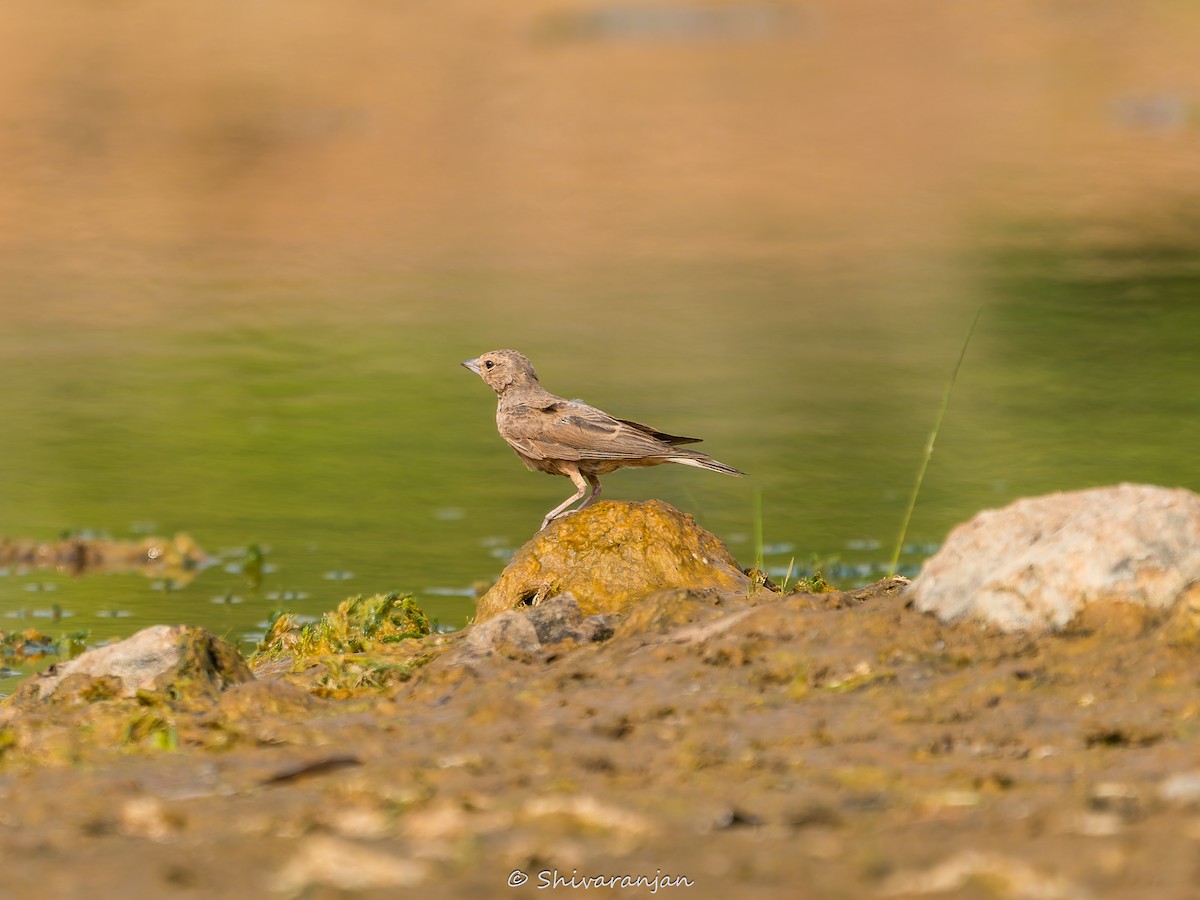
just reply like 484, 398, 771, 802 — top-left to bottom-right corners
461, 349, 744, 530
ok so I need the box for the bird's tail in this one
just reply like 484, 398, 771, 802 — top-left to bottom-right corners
669, 451, 745, 477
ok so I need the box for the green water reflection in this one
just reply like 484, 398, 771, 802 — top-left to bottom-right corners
2, 240, 1198, 693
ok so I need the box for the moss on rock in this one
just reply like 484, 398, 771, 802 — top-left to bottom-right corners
475, 500, 751, 621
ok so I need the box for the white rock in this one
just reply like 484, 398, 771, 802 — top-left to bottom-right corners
7, 624, 253, 706
908, 484, 1200, 633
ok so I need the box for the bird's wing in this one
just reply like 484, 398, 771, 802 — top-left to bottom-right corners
615, 418, 702, 446
500, 400, 679, 461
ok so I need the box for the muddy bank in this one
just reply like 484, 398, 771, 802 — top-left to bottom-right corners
0, 533, 210, 585
2, 569, 1199, 898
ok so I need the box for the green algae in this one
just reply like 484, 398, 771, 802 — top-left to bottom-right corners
793, 572, 834, 594
124, 708, 180, 751
253, 593, 432, 663
250, 593, 435, 697
309, 655, 428, 699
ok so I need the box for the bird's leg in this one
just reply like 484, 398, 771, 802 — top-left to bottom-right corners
576, 473, 603, 512
540, 466, 591, 530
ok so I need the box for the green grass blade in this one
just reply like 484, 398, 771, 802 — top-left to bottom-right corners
888, 306, 983, 576
746, 487, 766, 596
752, 487, 764, 571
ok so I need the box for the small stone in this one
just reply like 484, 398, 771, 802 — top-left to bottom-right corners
446, 595, 617, 665
527, 593, 585, 643
1088, 782, 1141, 818
119, 796, 184, 842
463, 612, 541, 659
1160, 771, 1200, 806
2, 625, 253, 715
325, 805, 392, 840
712, 806, 764, 829
272, 835, 428, 892
1070, 811, 1124, 837
579, 614, 618, 642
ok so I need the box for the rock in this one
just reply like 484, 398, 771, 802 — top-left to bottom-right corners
3, 625, 254, 710
526, 591, 585, 643
579, 614, 618, 643
908, 484, 1200, 633
1159, 771, 1200, 807
449, 594, 605, 664
461, 610, 543, 661
475, 500, 751, 622
273, 835, 429, 892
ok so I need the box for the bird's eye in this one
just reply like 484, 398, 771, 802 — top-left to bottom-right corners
484, 360, 495, 369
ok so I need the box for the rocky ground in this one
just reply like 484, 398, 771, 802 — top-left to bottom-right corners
2, 501, 1200, 900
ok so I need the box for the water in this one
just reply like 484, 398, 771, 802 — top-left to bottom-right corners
3, 3, 1200, 692
3, 243, 1198, 693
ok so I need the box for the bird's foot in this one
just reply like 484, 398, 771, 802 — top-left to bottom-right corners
542, 507, 587, 531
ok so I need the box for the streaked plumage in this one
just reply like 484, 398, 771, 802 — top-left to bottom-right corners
462, 349, 744, 530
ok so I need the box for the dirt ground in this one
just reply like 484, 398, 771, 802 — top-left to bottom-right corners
2, 576, 1199, 900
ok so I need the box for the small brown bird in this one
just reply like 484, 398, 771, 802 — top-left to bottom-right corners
462, 349, 745, 530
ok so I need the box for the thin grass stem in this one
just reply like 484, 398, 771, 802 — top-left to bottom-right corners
753, 487, 764, 569
888, 306, 983, 576
781, 556, 795, 592
749, 487, 765, 596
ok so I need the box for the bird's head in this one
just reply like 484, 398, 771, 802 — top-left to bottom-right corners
461, 349, 541, 395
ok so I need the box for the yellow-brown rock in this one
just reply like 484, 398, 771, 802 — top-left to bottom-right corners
474, 500, 750, 622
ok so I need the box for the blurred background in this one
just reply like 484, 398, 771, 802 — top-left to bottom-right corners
2, 0, 1199, 688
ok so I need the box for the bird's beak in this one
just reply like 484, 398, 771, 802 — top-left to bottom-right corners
461, 358, 482, 376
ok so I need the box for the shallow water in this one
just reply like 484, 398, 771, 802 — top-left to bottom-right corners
3, 242, 1199, 693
